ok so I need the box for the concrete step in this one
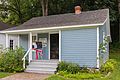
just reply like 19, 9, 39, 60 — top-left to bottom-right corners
27, 65, 58, 69
31, 60, 59, 63
26, 68, 56, 71
25, 60, 58, 74
25, 70, 55, 74
30, 62, 58, 65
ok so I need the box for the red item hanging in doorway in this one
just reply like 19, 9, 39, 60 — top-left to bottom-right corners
36, 49, 43, 60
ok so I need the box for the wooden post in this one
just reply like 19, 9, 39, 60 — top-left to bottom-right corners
29, 32, 32, 63
6, 34, 8, 48
59, 30, 61, 61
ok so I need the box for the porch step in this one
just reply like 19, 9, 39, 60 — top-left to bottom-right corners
25, 60, 59, 74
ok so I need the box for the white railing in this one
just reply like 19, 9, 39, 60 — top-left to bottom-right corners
22, 48, 31, 68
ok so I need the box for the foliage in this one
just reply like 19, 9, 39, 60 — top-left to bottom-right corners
0, 72, 13, 78
99, 36, 109, 54
110, 42, 120, 50
57, 61, 80, 74
100, 59, 117, 74
0, 0, 42, 25
99, 36, 109, 65
0, 47, 25, 72
57, 61, 100, 74
54, 71, 102, 79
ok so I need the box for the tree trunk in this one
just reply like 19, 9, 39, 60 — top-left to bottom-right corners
41, 0, 48, 16
118, 0, 120, 42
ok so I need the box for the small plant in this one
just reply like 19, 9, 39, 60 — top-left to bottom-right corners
100, 59, 117, 74
80, 65, 89, 73
57, 61, 80, 74
99, 36, 109, 65
0, 47, 25, 72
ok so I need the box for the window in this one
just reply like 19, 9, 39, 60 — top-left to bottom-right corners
10, 40, 13, 50
32, 34, 37, 42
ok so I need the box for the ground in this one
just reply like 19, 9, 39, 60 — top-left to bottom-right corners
0, 73, 50, 80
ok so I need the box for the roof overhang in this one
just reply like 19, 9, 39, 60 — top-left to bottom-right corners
0, 23, 105, 34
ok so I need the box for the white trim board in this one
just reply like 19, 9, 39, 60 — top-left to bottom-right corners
97, 27, 100, 68
0, 23, 105, 33
29, 32, 32, 63
48, 32, 50, 60
5, 34, 8, 48
59, 30, 61, 61
18, 34, 20, 47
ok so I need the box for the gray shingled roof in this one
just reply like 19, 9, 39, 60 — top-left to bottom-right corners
0, 21, 12, 30
4, 9, 108, 31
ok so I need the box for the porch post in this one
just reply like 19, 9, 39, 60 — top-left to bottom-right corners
29, 32, 32, 63
97, 27, 100, 68
59, 30, 61, 61
18, 34, 20, 47
5, 34, 8, 48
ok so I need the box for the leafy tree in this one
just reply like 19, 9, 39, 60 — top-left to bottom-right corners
0, 0, 119, 42
0, 0, 42, 25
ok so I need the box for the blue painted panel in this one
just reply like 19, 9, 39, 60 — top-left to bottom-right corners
19, 34, 28, 51
61, 28, 97, 67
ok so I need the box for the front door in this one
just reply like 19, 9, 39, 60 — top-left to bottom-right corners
50, 34, 59, 59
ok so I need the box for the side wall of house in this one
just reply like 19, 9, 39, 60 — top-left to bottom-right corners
99, 21, 109, 65
0, 33, 6, 49
8, 34, 19, 49
61, 27, 97, 67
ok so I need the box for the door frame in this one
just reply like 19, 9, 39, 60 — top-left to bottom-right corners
48, 31, 61, 61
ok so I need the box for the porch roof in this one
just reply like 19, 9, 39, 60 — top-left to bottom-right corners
2, 9, 108, 32
0, 21, 12, 31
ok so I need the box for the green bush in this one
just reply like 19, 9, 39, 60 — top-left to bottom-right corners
57, 61, 80, 74
100, 59, 117, 74
0, 47, 25, 72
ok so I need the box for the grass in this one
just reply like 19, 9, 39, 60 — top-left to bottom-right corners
46, 47, 120, 80
0, 72, 13, 78
104, 48, 120, 80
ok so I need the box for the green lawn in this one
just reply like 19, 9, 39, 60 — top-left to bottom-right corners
105, 49, 120, 80
45, 48, 120, 80
0, 72, 13, 78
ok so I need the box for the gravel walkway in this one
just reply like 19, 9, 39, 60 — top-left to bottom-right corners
0, 73, 50, 80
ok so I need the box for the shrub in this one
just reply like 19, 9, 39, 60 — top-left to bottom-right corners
0, 47, 25, 72
80, 65, 89, 73
100, 59, 117, 74
57, 61, 80, 74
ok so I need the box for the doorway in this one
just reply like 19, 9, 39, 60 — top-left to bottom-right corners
50, 34, 59, 59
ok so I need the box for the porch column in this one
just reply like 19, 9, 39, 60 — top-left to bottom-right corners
97, 27, 100, 68
5, 34, 8, 48
59, 30, 61, 61
29, 32, 32, 63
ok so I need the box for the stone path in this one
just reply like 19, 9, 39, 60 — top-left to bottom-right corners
0, 73, 50, 80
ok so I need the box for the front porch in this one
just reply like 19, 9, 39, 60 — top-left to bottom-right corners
19, 30, 61, 62
19, 30, 61, 74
